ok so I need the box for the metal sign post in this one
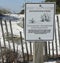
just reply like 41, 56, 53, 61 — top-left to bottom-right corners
25, 3, 55, 63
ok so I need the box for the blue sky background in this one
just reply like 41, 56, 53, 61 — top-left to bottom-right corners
0, 0, 45, 13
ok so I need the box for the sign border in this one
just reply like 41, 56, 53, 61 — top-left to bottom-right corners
25, 2, 56, 41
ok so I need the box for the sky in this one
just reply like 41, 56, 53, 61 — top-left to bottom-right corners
0, 0, 45, 13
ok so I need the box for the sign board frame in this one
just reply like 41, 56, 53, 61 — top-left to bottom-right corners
25, 3, 56, 41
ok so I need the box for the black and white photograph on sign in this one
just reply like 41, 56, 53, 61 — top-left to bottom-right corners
25, 3, 55, 41
41, 13, 50, 22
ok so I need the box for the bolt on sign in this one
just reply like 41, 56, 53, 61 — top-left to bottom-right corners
25, 3, 56, 41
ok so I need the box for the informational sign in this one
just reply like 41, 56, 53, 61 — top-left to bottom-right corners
25, 3, 55, 41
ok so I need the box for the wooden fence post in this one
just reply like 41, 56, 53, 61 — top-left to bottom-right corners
33, 42, 44, 63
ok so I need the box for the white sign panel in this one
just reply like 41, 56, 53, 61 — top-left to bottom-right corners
25, 3, 55, 41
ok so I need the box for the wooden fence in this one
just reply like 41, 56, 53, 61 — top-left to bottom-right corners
0, 15, 60, 63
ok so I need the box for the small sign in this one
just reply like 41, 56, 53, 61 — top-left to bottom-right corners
25, 3, 55, 41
